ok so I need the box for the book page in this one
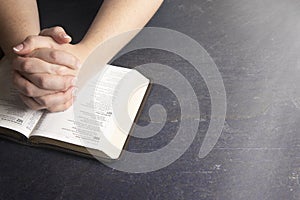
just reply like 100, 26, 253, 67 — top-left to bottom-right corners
31, 65, 149, 158
0, 58, 43, 138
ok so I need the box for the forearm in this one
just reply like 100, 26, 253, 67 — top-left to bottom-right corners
79, 0, 164, 60
0, 0, 40, 57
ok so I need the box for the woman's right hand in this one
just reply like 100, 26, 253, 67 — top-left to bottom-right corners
10, 27, 81, 112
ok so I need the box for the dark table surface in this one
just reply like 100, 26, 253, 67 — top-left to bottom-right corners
1, 0, 300, 199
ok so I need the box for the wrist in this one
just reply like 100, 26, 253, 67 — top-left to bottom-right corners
72, 43, 93, 64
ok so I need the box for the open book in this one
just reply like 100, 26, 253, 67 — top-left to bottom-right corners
0, 58, 150, 160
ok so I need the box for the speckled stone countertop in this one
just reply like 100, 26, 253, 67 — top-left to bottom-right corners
0, 0, 299, 199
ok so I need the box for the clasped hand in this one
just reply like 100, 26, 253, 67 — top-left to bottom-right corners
11, 27, 87, 112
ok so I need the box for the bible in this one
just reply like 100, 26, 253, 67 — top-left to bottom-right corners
0, 58, 151, 160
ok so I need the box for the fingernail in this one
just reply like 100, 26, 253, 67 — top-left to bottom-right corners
13, 43, 24, 52
62, 34, 72, 40
72, 77, 78, 86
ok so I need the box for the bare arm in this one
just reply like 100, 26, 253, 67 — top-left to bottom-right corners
76, 0, 164, 62
0, 0, 40, 57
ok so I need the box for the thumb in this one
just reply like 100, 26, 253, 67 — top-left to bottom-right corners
13, 35, 54, 55
40, 26, 72, 44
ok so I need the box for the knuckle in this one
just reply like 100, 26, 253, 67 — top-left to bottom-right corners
25, 35, 36, 45
63, 101, 72, 111
64, 79, 71, 90
53, 26, 64, 33
20, 59, 31, 72
63, 93, 70, 102
23, 82, 34, 97
56, 67, 66, 75
72, 57, 79, 68
49, 50, 59, 62
37, 76, 49, 89
35, 96, 48, 107
49, 41, 56, 49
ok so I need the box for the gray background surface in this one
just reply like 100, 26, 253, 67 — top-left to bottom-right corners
0, 0, 300, 199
